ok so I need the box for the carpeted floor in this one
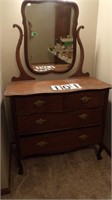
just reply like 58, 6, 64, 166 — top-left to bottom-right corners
2, 146, 111, 199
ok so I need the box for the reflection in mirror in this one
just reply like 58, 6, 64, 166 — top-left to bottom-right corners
22, 1, 78, 73
26, 3, 74, 72
25, 2, 78, 72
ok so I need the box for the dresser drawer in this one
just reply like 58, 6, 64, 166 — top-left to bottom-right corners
64, 90, 105, 110
17, 108, 103, 135
19, 126, 103, 157
14, 94, 63, 115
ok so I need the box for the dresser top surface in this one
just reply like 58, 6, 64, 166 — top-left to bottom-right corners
4, 77, 111, 96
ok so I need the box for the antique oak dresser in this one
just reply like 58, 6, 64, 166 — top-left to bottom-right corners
4, 0, 111, 174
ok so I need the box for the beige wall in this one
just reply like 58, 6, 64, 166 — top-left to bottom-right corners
94, 0, 112, 151
73, 0, 99, 76
1, 0, 23, 90
1, 91, 10, 190
0, 49, 10, 190
1, 5, 10, 187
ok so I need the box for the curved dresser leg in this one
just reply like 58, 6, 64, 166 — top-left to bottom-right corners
18, 160, 23, 175
97, 144, 103, 160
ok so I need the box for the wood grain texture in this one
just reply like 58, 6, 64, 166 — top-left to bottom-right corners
7, 77, 110, 172
16, 108, 103, 134
12, 24, 35, 81
19, 126, 103, 157
4, 77, 111, 96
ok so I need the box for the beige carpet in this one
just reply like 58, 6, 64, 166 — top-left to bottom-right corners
2, 146, 111, 199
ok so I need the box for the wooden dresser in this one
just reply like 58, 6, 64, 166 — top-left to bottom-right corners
4, 0, 111, 175
4, 77, 111, 174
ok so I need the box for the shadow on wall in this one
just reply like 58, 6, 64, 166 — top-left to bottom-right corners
1, 98, 10, 191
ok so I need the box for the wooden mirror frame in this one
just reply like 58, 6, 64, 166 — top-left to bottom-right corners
12, 0, 89, 81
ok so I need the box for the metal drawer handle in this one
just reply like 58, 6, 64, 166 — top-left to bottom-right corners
79, 134, 88, 140
79, 113, 89, 119
36, 141, 48, 147
80, 96, 92, 103
34, 100, 45, 107
35, 118, 47, 125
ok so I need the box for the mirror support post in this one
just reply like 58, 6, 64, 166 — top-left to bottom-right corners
70, 26, 89, 77
12, 24, 35, 81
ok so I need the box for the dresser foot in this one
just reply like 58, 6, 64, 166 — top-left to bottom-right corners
18, 163, 23, 175
97, 145, 103, 160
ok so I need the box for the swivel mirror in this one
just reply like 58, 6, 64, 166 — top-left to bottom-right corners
13, 0, 87, 77
22, 0, 79, 74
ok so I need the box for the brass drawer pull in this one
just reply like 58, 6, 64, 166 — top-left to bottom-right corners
36, 141, 48, 147
79, 113, 89, 119
80, 96, 92, 103
35, 118, 47, 125
79, 134, 88, 140
34, 100, 45, 107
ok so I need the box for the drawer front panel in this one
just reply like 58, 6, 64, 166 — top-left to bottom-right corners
14, 94, 63, 115
19, 126, 103, 157
17, 108, 103, 135
64, 90, 105, 110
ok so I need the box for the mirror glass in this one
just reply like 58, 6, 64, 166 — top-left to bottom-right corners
22, 1, 78, 73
